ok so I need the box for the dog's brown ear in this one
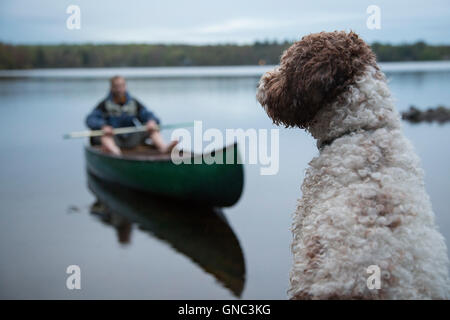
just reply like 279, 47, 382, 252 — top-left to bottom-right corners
299, 31, 378, 108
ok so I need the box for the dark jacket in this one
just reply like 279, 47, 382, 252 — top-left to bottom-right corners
86, 92, 160, 130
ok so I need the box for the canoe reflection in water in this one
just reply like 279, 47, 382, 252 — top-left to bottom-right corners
87, 172, 246, 297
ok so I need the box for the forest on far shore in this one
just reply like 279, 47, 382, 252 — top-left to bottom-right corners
1, 41, 449, 69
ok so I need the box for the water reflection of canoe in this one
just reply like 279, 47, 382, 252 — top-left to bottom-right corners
87, 172, 246, 297
85, 143, 244, 207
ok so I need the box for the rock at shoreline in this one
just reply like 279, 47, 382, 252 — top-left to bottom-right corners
402, 105, 450, 124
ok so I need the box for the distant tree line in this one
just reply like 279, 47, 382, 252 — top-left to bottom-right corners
371, 41, 450, 61
0, 41, 449, 69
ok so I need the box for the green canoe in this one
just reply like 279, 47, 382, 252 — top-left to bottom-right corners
85, 143, 244, 207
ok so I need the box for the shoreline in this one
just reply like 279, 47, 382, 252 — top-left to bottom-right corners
1, 61, 450, 80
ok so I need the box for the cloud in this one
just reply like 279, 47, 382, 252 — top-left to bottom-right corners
0, 0, 449, 44
197, 19, 293, 34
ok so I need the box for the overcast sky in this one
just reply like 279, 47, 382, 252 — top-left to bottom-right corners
1, 0, 449, 45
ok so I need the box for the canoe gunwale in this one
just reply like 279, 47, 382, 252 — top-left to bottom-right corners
84, 143, 237, 163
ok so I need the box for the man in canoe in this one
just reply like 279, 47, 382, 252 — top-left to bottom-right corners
86, 75, 177, 155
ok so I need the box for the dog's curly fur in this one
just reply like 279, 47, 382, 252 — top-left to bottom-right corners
257, 31, 450, 299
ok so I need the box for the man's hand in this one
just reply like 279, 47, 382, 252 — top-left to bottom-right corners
146, 120, 159, 134
101, 125, 114, 137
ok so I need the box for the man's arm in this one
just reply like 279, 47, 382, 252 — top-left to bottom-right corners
135, 99, 161, 125
86, 101, 107, 130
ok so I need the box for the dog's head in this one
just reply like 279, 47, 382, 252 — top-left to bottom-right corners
257, 31, 378, 128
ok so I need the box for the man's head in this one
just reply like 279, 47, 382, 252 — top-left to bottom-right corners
110, 75, 127, 97
256, 31, 379, 129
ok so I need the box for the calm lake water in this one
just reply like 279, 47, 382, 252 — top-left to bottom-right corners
1, 62, 450, 299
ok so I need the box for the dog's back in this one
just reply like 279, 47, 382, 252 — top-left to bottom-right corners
291, 120, 450, 299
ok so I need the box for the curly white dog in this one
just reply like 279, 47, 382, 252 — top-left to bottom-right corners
257, 31, 450, 299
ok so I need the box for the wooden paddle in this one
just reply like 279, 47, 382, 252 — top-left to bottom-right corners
63, 122, 194, 139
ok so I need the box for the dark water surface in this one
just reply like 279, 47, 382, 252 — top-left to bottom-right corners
1, 63, 450, 299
